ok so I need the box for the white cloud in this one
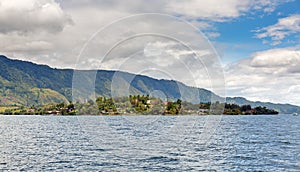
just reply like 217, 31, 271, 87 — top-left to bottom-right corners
166, 0, 288, 21
166, 0, 249, 21
0, 0, 290, 63
0, 0, 72, 34
188, 20, 215, 30
250, 48, 300, 67
226, 47, 300, 105
205, 32, 221, 38
4, 40, 53, 52
250, 0, 287, 13
254, 14, 300, 45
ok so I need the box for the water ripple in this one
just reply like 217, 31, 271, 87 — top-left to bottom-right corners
0, 115, 299, 171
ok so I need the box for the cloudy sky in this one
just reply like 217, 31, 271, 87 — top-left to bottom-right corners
0, 0, 300, 105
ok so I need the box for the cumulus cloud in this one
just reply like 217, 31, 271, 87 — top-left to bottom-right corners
0, 0, 72, 34
250, 48, 300, 67
249, 0, 290, 13
254, 14, 300, 45
166, 0, 248, 21
0, 0, 290, 61
226, 47, 300, 105
166, 0, 288, 21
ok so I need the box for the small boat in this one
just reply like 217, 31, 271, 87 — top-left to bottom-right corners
292, 113, 298, 116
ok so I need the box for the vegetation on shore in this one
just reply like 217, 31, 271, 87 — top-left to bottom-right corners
0, 95, 278, 115
1, 55, 298, 114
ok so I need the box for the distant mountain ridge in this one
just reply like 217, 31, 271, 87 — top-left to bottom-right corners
0, 55, 217, 105
0, 55, 299, 114
226, 97, 300, 114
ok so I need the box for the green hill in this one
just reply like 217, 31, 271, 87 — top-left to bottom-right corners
0, 55, 218, 105
0, 55, 299, 114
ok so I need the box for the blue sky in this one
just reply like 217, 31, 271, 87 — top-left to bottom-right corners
211, 0, 300, 64
0, 0, 300, 105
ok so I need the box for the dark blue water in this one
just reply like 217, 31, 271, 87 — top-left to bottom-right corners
0, 115, 299, 171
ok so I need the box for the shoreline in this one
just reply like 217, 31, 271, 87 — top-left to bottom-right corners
0, 113, 280, 116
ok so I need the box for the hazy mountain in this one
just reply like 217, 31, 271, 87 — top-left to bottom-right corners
0, 55, 218, 105
226, 97, 300, 114
0, 55, 299, 114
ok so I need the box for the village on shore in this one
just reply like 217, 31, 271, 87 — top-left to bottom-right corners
0, 95, 278, 116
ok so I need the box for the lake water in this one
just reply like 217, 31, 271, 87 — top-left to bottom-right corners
0, 115, 299, 171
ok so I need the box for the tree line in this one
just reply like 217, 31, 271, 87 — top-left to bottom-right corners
0, 95, 278, 115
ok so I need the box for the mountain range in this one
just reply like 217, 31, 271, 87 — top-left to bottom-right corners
0, 55, 299, 114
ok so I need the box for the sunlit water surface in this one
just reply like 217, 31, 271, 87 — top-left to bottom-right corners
0, 115, 299, 171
